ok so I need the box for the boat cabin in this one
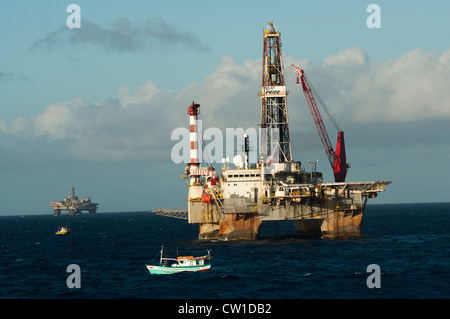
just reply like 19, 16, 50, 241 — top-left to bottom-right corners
174, 255, 211, 267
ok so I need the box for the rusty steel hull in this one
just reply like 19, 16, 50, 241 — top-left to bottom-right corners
294, 209, 363, 239
198, 222, 220, 239
194, 205, 262, 240
191, 198, 365, 240
187, 170, 390, 241
218, 213, 262, 240
320, 209, 363, 239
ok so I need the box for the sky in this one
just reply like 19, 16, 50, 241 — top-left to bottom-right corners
0, 0, 449, 215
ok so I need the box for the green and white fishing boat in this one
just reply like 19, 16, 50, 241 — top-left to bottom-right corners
146, 246, 212, 275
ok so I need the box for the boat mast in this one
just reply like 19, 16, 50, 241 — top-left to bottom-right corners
160, 245, 164, 266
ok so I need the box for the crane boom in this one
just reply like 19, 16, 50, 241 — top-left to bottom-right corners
290, 64, 348, 182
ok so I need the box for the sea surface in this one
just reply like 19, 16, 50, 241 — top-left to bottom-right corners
0, 202, 449, 299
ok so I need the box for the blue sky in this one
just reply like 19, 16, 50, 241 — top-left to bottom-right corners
1, 1, 449, 215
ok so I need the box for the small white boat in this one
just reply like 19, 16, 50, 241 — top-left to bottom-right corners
146, 246, 212, 275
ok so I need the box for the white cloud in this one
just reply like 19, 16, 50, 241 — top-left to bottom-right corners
33, 99, 88, 140
118, 80, 162, 107
323, 47, 369, 67
320, 48, 450, 122
1, 47, 450, 164
195, 56, 261, 127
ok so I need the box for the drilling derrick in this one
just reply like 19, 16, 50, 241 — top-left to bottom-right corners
260, 22, 291, 163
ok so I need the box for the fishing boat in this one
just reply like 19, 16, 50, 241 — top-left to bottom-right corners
146, 246, 212, 275
55, 226, 71, 235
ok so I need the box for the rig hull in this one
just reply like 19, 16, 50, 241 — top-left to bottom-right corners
192, 201, 363, 240
188, 170, 389, 240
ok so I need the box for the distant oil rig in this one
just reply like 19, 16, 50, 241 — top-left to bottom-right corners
50, 187, 98, 216
179, 22, 392, 240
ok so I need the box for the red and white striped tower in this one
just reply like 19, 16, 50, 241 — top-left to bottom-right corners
188, 101, 200, 168
186, 101, 202, 192
186, 101, 204, 226
187, 101, 200, 169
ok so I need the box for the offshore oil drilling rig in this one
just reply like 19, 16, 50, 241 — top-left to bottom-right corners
50, 187, 98, 216
183, 22, 392, 240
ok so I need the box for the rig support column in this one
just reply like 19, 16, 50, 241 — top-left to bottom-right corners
219, 213, 262, 240
320, 209, 363, 239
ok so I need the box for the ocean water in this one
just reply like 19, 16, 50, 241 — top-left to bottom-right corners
0, 203, 449, 299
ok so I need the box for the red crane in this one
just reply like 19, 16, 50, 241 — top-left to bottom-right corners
290, 64, 349, 182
